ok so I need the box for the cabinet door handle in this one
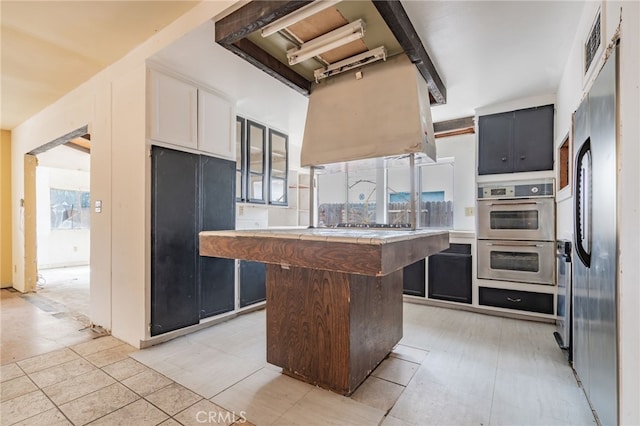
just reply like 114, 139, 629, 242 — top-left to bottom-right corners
507, 297, 522, 303
501, 157, 507, 162
520, 155, 526, 160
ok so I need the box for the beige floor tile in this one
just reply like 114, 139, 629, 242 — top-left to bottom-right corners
274, 388, 385, 426
42, 369, 115, 405
157, 349, 263, 399
211, 368, 314, 426
174, 399, 239, 426
0, 363, 25, 383
71, 335, 123, 357
389, 344, 428, 364
0, 390, 55, 426
16, 348, 80, 374
28, 358, 96, 388
371, 357, 419, 386
380, 414, 417, 426
88, 399, 169, 425
157, 418, 182, 426
491, 368, 595, 425
58, 383, 138, 425
350, 376, 405, 413
1, 375, 38, 402
84, 344, 137, 368
101, 358, 149, 381
145, 383, 202, 416
122, 369, 173, 396
388, 362, 493, 426
11, 408, 71, 426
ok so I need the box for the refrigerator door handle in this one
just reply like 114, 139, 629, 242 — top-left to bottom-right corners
574, 138, 592, 267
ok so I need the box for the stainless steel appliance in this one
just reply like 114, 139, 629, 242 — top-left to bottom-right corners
477, 197, 555, 241
477, 239, 555, 285
572, 44, 618, 426
554, 240, 572, 358
477, 179, 556, 285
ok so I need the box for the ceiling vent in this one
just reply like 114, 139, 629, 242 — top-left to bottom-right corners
584, 10, 601, 75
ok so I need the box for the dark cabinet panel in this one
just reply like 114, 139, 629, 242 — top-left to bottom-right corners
428, 244, 472, 304
478, 105, 554, 175
240, 260, 266, 307
151, 147, 200, 336
151, 146, 236, 335
199, 155, 236, 318
513, 105, 554, 172
479, 287, 554, 314
402, 259, 425, 297
478, 112, 513, 175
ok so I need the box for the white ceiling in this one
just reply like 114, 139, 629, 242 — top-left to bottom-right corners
1, 0, 585, 130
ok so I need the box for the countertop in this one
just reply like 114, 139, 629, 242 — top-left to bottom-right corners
199, 228, 450, 276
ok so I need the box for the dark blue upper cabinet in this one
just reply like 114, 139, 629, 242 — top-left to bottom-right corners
478, 105, 554, 175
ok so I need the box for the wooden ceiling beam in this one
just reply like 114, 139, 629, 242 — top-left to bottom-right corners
371, 0, 446, 105
215, 1, 312, 44
216, 1, 313, 94
231, 38, 311, 95
215, 0, 447, 103
434, 116, 474, 134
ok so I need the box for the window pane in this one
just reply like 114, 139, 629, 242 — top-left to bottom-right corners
271, 133, 287, 179
248, 123, 264, 174
249, 173, 264, 201
236, 119, 243, 171
236, 171, 243, 199
271, 177, 286, 204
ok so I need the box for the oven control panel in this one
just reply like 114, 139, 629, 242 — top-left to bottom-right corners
477, 178, 554, 199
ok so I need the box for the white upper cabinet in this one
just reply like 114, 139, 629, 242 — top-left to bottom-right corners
148, 69, 197, 150
148, 68, 235, 161
198, 89, 235, 161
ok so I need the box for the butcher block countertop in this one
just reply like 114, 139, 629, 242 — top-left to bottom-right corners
199, 228, 449, 277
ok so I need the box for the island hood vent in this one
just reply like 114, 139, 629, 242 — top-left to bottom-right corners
300, 53, 436, 167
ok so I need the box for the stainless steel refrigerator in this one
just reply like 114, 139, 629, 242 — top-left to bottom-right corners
573, 44, 618, 426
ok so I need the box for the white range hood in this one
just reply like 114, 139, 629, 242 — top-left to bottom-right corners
300, 53, 436, 167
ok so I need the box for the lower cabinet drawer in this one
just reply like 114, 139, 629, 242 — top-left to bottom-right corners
479, 287, 554, 314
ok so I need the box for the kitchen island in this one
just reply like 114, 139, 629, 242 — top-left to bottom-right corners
199, 228, 449, 395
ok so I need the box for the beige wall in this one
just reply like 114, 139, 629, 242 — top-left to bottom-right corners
1, 130, 12, 287
10, 1, 235, 345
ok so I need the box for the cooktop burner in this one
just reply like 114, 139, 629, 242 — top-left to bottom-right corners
335, 223, 411, 229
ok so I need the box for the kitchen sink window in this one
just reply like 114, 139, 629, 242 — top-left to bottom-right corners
316, 155, 454, 229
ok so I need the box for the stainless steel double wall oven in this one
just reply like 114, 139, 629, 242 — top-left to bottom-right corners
477, 179, 555, 285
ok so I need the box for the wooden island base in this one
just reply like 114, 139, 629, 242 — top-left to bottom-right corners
199, 228, 449, 395
266, 264, 402, 395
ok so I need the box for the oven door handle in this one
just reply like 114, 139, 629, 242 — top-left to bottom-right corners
485, 201, 540, 207
485, 242, 546, 248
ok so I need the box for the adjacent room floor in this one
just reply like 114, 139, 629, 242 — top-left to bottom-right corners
0, 297, 597, 426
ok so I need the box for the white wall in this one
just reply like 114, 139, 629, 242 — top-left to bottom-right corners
10, 1, 239, 346
554, 2, 640, 424
36, 167, 90, 269
435, 133, 476, 231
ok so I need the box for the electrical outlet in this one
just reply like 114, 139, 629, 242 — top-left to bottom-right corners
238, 206, 244, 216
465, 207, 474, 216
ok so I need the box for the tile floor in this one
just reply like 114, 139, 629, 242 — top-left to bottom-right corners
1, 292, 597, 426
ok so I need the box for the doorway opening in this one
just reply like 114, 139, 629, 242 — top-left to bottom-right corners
26, 126, 92, 327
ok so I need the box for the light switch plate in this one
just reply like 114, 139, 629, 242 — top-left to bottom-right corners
465, 207, 474, 216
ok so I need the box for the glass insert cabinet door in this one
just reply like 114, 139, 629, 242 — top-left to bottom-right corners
235, 117, 245, 201
269, 129, 288, 205
247, 120, 266, 203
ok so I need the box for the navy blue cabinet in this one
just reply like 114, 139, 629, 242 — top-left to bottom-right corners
478, 105, 554, 175
239, 261, 266, 308
151, 146, 235, 336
